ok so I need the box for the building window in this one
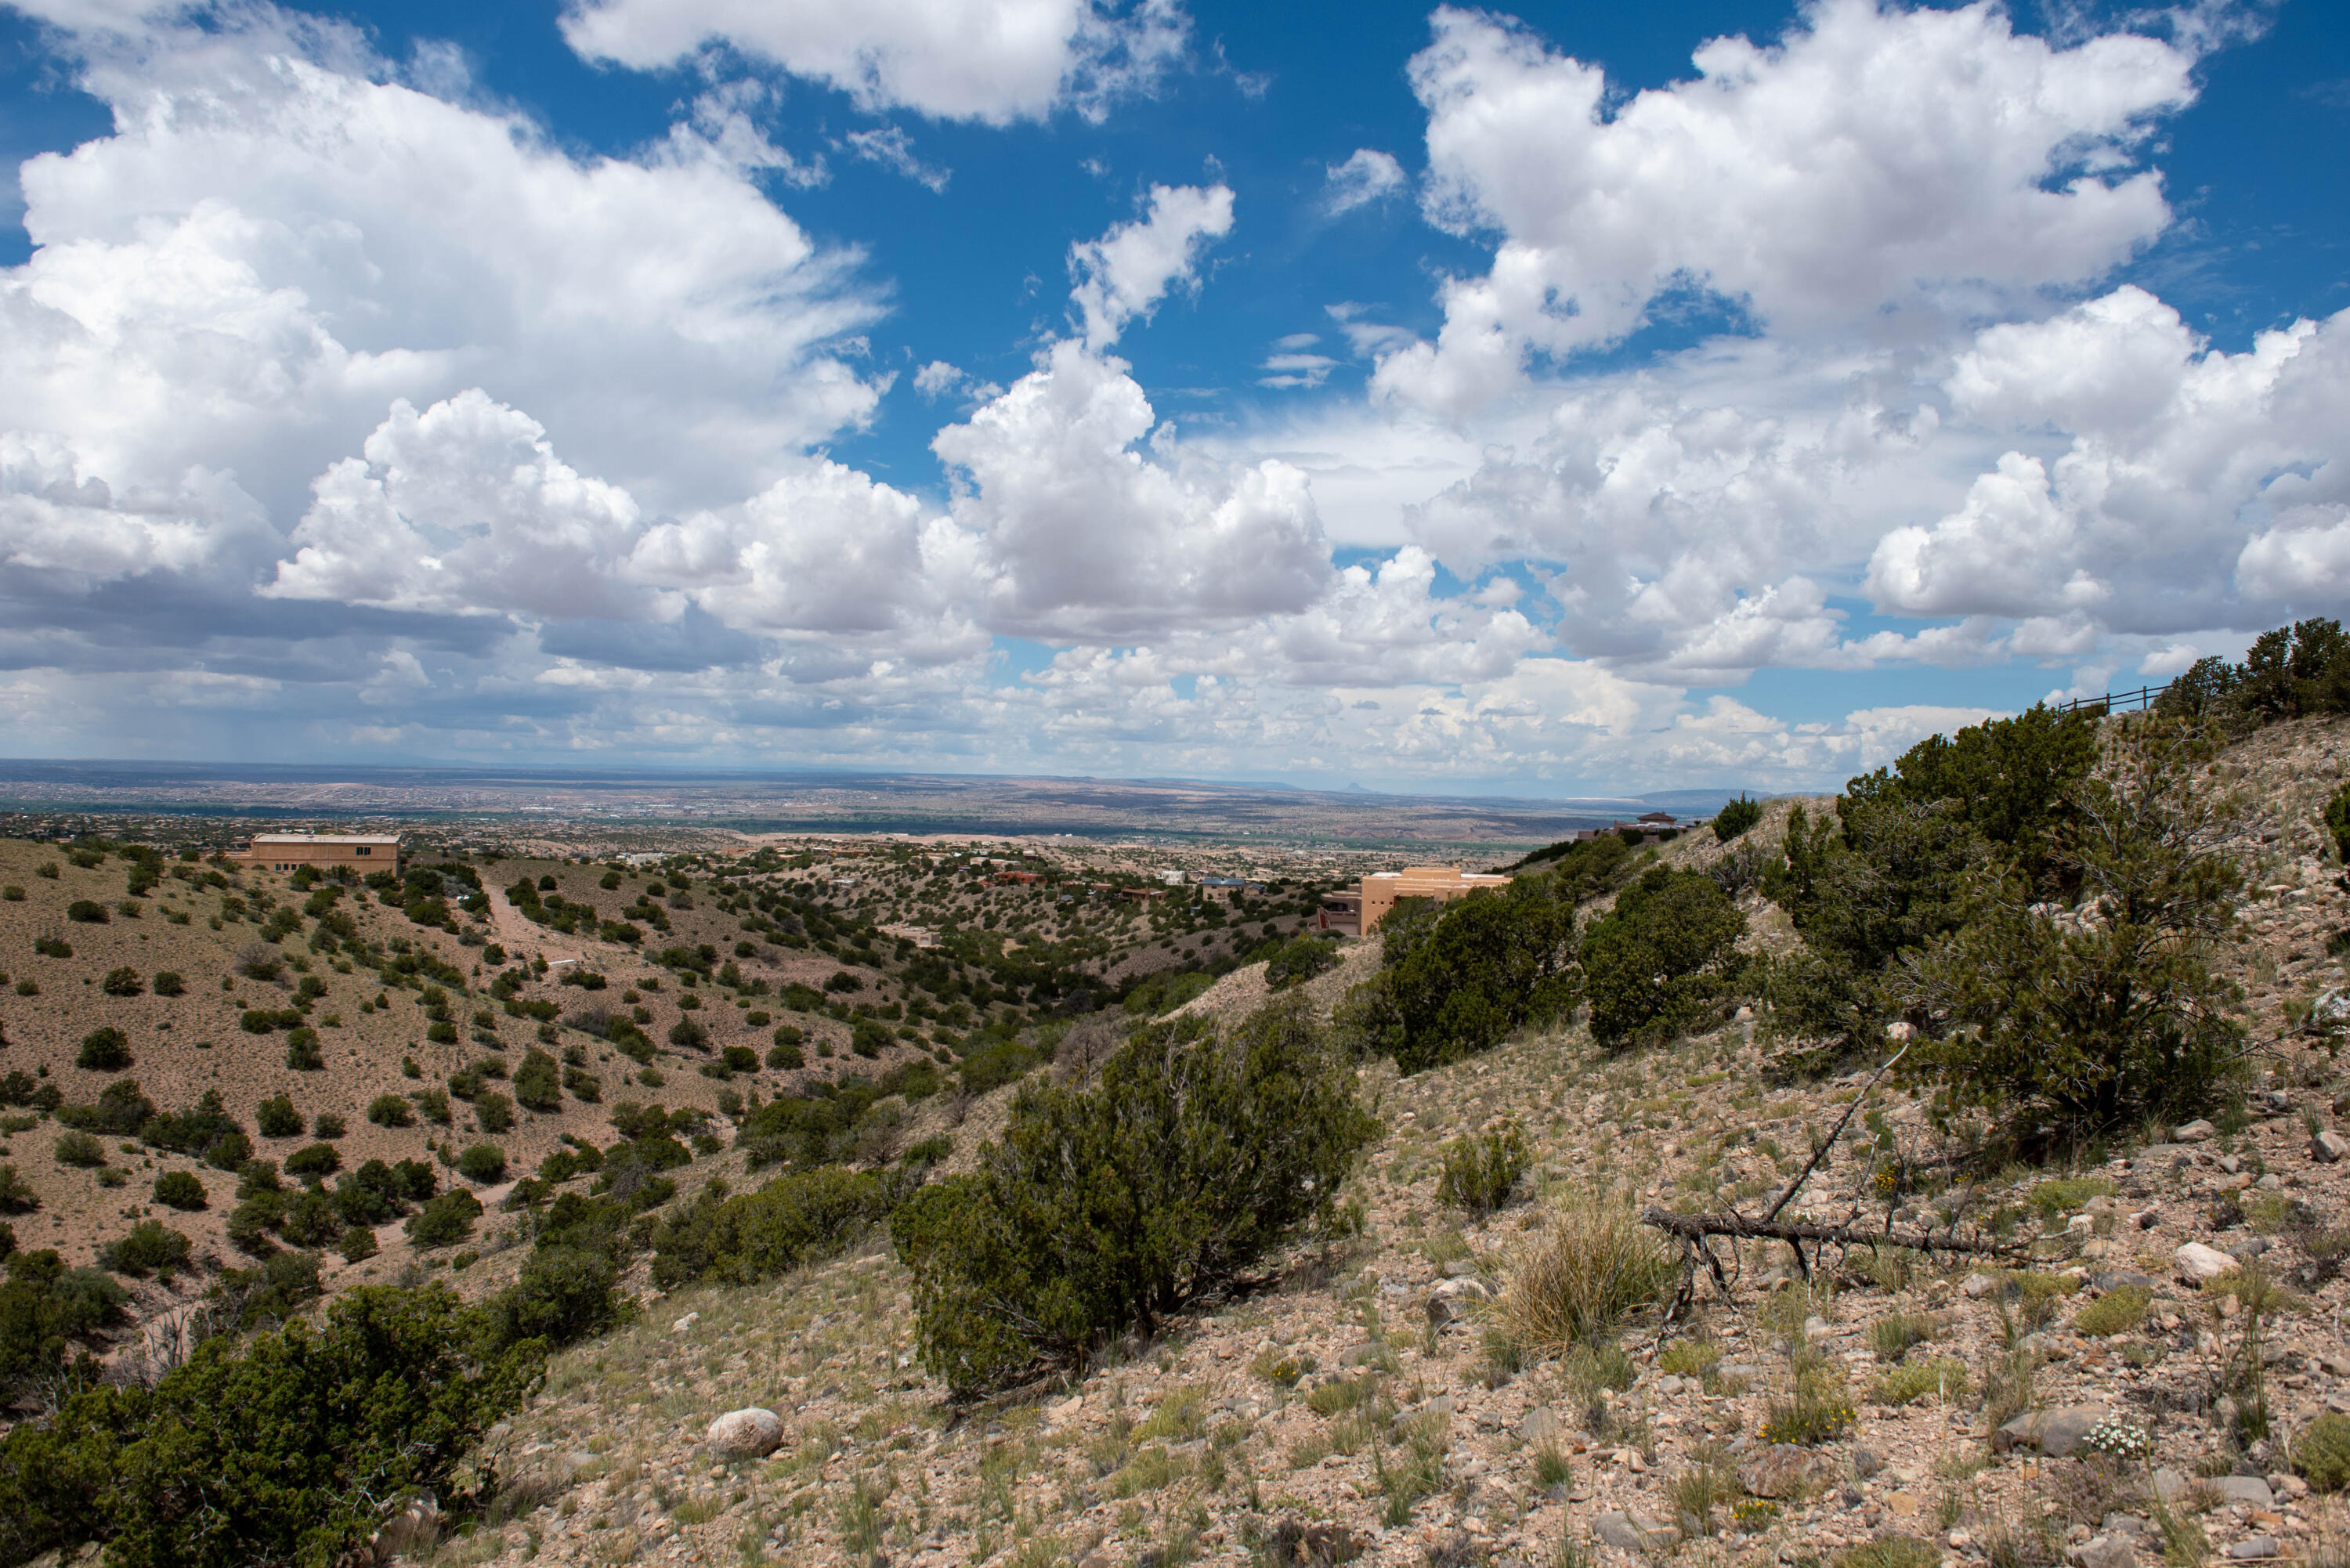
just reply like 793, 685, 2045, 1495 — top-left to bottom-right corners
356, 847, 371, 855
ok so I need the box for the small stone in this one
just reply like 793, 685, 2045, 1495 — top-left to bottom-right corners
1802, 1315, 1832, 1341
1948, 1532, 1973, 1551
1595, 1512, 1678, 1553
1888, 1491, 1920, 1517
705, 1408, 785, 1458
2225, 1538, 2278, 1561
1520, 1407, 1561, 1444
2069, 1535, 2135, 1568
1962, 1273, 1999, 1299
1441, 1259, 1480, 1279
2175, 1242, 2240, 1284
671, 1312, 700, 1333
2175, 1119, 2217, 1144
1737, 1443, 1822, 1499
1047, 1396, 1083, 1422
2311, 1130, 2348, 1165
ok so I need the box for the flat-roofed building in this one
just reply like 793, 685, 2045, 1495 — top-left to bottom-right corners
1317, 865, 1512, 937
236, 833, 403, 873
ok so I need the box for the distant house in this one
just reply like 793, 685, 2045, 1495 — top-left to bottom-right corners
1317, 865, 1513, 938
1637, 811, 1676, 825
993, 870, 1043, 885
234, 833, 403, 874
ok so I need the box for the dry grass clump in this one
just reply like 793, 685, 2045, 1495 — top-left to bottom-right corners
1495, 1193, 1676, 1353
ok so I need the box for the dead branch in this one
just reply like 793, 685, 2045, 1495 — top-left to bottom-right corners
1642, 1205, 2027, 1259
1762, 1042, 1907, 1223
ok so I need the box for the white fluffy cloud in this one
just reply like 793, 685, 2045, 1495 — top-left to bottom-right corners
0, 3, 883, 531
1377, 0, 2195, 414
266, 391, 660, 623
1869, 286, 2350, 630
1068, 182, 1235, 349
559, 0, 1188, 125
0, 431, 271, 584
1323, 148, 1405, 214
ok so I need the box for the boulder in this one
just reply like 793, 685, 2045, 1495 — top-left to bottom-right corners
2225, 1538, 2279, 1561
2176, 1242, 2240, 1284
2174, 1120, 2217, 1144
2312, 1130, 2349, 1165
1737, 1443, 1824, 1498
1961, 1273, 2000, 1299
671, 1311, 700, 1333
1992, 1404, 2109, 1458
1426, 1277, 1488, 1328
369, 1494, 441, 1563
2151, 1469, 2188, 1502
1594, 1512, 1679, 1553
2068, 1536, 2136, 1568
2210, 1476, 2273, 1508
1520, 1407, 1562, 1444
706, 1407, 786, 1458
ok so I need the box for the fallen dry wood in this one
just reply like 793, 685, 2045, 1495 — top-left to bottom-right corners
1642, 1205, 2028, 1259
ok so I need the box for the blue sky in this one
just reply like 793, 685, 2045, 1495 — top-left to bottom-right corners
0, 0, 2343, 793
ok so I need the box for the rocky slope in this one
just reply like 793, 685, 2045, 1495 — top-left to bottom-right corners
397, 719, 2350, 1568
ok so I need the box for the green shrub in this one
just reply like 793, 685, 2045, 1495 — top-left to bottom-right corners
2072, 1286, 2150, 1338
54, 1131, 106, 1169
512, 1048, 562, 1112
895, 998, 1377, 1393
651, 1167, 892, 1290
2328, 782, 2350, 866
282, 1143, 341, 1180
457, 1144, 507, 1184
0, 1248, 127, 1388
76, 1028, 133, 1071
255, 1095, 303, 1138
1584, 868, 1748, 1048
0, 1282, 539, 1567
98, 1221, 192, 1280
32, 935, 70, 959
721, 1044, 758, 1074
1264, 935, 1340, 989
473, 1090, 515, 1135
1900, 728, 2244, 1143
152, 1172, 207, 1211
406, 1190, 482, 1249
2298, 1412, 2350, 1493
1436, 1122, 1529, 1214
960, 1039, 1041, 1094
1872, 1357, 1969, 1405
310, 1112, 345, 1140
56, 1078, 153, 1136
150, 970, 184, 997
477, 1246, 626, 1353
366, 1094, 413, 1128
283, 1028, 324, 1071
1713, 794, 1764, 841
66, 900, 108, 923
1343, 882, 1578, 1071
100, 967, 144, 998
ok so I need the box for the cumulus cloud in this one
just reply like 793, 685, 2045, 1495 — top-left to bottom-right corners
1068, 182, 1235, 349
1868, 286, 2350, 631
1322, 148, 1405, 214
559, 0, 1189, 125
0, 432, 272, 586
1376, 0, 2195, 414
266, 391, 661, 623
935, 339, 1330, 639
0, 2, 884, 531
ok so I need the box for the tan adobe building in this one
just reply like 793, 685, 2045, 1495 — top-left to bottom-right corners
1317, 865, 1513, 938
236, 833, 403, 873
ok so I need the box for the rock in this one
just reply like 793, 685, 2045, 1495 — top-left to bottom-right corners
1802, 1314, 1832, 1341
705, 1408, 786, 1458
2068, 1536, 2136, 1568
1961, 1273, 2000, 1299
2225, 1538, 2279, 1561
1426, 1278, 1489, 1328
2067, 1215, 2098, 1237
1520, 1407, 1561, 1445
1718, 1362, 1763, 1383
2150, 1469, 2188, 1502
2176, 1243, 2240, 1284
2312, 1130, 2348, 1165
2229, 1237, 2270, 1261
1047, 1395, 1083, 1422
2272, 1475, 2309, 1501
1263, 1519, 1363, 1568
1441, 1259, 1480, 1279
1737, 1444, 1823, 1499
369, 1493, 441, 1563
671, 1312, 700, 1333
2175, 1119, 2217, 1143
1595, 1512, 1678, 1553
1852, 1447, 1885, 1479
2211, 1477, 2273, 1508
2131, 1210, 2161, 1230
1992, 1404, 2109, 1458
2095, 1270, 2160, 1292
